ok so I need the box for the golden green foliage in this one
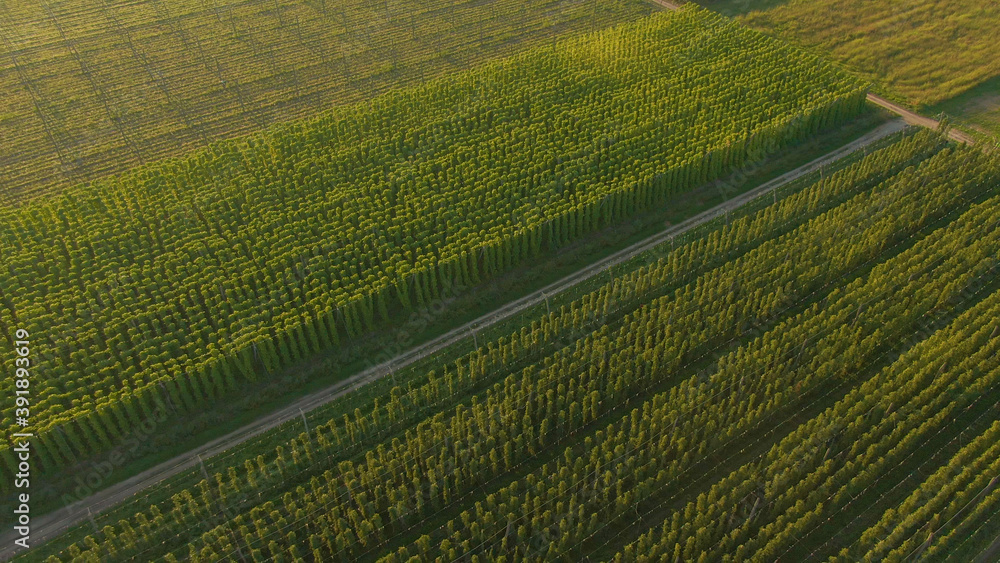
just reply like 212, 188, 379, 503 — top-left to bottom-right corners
35, 129, 1000, 563
0, 6, 866, 489
740, 0, 1000, 107
0, 0, 652, 203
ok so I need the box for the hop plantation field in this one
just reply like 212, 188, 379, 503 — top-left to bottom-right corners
0, 6, 869, 496
0, 0, 654, 204
11, 1, 1000, 561
736, 0, 1000, 108
23, 128, 1000, 562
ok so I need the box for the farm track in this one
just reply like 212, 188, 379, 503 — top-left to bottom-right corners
867, 93, 978, 145
648, 0, 682, 10
0, 117, 907, 560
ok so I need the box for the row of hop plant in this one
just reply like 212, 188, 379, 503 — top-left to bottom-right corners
32, 129, 988, 562
0, 6, 868, 487
615, 269, 1000, 563
370, 144, 1000, 562
372, 129, 1000, 563
0, 0, 654, 202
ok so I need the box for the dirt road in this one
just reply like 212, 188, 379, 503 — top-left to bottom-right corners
0, 118, 907, 561
867, 93, 976, 145
648, 0, 682, 9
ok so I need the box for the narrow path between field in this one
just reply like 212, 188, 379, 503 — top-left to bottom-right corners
867, 94, 976, 145
648, 0, 682, 10
0, 118, 908, 561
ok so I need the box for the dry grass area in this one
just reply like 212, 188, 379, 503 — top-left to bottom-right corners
931, 74, 1000, 142
740, 0, 1000, 108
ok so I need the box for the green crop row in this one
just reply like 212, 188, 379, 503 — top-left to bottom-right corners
31, 130, 1000, 562
0, 0, 654, 203
0, 6, 867, 486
